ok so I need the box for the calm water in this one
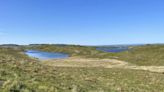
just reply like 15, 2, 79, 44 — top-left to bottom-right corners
96, 47, 129, 53
25, 50, 69, 60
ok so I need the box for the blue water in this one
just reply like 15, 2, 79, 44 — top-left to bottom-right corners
25, 50, 69, 60
96, 47, 129, 53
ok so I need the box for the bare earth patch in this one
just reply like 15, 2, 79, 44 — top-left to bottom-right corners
42, 57, 164, 73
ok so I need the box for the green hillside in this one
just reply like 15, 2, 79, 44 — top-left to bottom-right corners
1, 45, 164, 91
115, 44, 164, 66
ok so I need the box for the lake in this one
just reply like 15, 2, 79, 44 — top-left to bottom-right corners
25, 50, 69, 60
96, 46, 129, 53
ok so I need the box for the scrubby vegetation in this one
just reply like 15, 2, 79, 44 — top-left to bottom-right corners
28, 44, 103, 57
114, 44, 164, 66
1, 44, 164, 92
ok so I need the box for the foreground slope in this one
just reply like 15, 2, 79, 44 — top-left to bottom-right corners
1, 45, 164, 92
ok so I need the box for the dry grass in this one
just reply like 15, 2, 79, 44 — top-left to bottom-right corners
1, 45, 164, 92
43, 57, 164, 73
42, 57, 129, 68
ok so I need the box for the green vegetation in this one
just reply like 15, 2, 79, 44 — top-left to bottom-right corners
27, 44, 121, 59
30, 44, 164, 66
114, 45, 164, 66
29, 44, 104, 57
1, 44, 164, 92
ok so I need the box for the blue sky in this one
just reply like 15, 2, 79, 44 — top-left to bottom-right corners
0, 0, 164, 45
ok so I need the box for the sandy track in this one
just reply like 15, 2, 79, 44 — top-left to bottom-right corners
42, 57, 164, 73
122, 66, 164, 73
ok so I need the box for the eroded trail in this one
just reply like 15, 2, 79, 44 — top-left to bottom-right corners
122, 66, 164, 73
42, 57, 164, 73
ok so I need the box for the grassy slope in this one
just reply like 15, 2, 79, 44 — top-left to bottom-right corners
28, 44, 120, 60
1, 47, 164, 92
114, 45, 164, 66
28, 44, 104, 57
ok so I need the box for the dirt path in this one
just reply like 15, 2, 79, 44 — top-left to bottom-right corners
42, 57, 164, 73
122, 66, 164, 73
